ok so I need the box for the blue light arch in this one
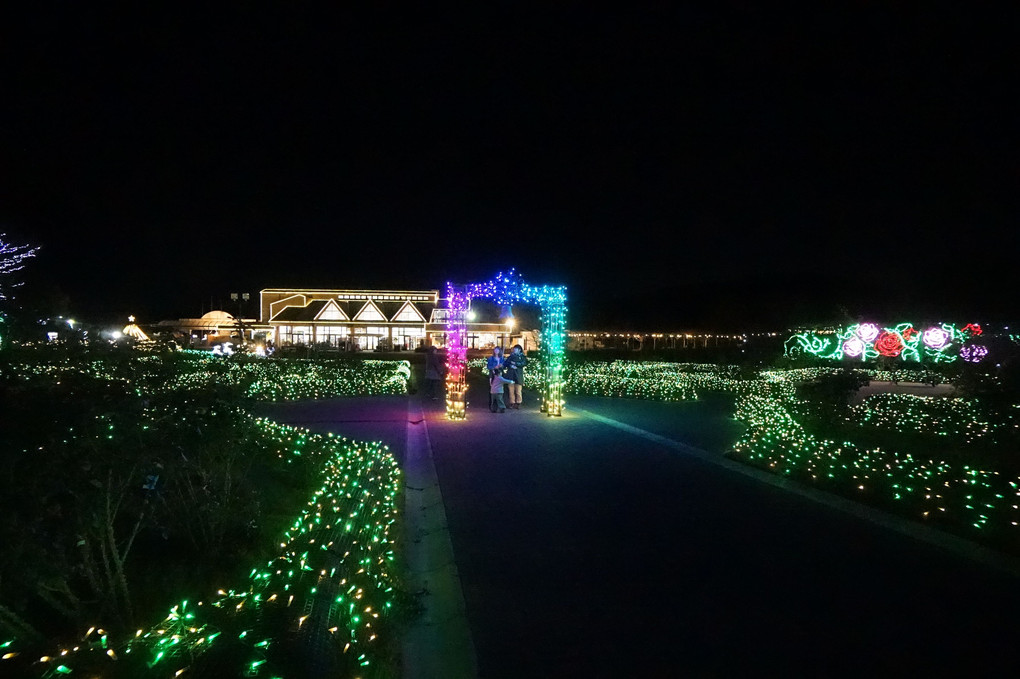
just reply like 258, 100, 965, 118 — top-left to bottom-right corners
444, 270, 567, 419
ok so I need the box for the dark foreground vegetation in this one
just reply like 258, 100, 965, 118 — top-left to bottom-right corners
0, 344, 413, 678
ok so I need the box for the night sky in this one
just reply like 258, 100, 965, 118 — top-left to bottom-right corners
1, 6, 1016, 330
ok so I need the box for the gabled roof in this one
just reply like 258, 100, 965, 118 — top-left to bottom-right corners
316, 299, 349, 321
269, 294, 308, 319
391, 300, 427, 323
271, 300, 330, 322
352, 300, 388, 322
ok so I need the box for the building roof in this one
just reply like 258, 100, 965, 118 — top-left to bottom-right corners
413, 301, 437, 321
201, 310, 235, 321
270, 300, 330, 322
269, 298, 438, 324
375, 301, 406, 320
153, 317, 267, 331
261, 287, 438, 299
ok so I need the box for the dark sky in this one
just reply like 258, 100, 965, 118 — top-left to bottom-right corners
1, 5, 1016, 330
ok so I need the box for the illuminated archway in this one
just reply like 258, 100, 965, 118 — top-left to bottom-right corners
445, 270, 566, 419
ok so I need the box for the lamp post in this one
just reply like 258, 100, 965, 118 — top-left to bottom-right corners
230, 292, 250, 346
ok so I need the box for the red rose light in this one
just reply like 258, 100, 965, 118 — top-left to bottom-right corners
902, 327, 918, 342
875, 330, 905, 357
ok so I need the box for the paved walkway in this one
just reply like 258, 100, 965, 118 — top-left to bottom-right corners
854, 380, 956, 404
259, 375, 1020, 678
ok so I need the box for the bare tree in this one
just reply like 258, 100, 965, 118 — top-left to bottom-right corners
0, 233, 39, 301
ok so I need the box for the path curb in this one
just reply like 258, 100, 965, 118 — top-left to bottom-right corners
401, 399, 478, 679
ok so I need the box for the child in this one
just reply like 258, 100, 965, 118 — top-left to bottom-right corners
489, 367, 514, 413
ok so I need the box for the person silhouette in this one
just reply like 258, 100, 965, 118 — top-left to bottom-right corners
502, 344, 528, 409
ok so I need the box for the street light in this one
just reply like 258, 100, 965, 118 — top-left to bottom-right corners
230, 292, 251, 345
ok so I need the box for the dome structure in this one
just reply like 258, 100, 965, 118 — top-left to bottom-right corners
201, 310, 235, 321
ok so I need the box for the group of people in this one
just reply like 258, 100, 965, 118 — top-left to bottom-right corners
487, 344, 528, 413
421, 343, 529, 413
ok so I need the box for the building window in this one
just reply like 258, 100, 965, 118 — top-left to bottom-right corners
289, 325, 313, 345
393, 326, 425, 349
319, 325, 349, 347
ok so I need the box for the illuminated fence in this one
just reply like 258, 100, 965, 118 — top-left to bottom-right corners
240, 360, 410, 400
565, 361, 703, 400
3, 355, 413, 400
562, 361, 792, 401
473, 359, 794, 402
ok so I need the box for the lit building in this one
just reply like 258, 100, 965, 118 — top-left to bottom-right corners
153, 310, 272, 349
261, 288, 536, 352
155, 288, 745, 354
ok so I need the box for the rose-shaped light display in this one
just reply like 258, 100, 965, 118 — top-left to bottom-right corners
923, 326, 950, 349
962, 323, 983, 337
875, 330, 904, 357
857, 323, 880, 344
902, 327, 918, 342
960, 344, 988, 363
842, 337, 864, 357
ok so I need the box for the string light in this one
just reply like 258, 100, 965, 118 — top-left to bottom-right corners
0, 232, 40, 302
960, 344, 989, 363
445, 270, 567, 419
786, 321, 990, 363
1, 355, 409, 677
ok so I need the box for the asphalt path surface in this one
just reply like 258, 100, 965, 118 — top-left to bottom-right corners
258, 376, 1020, 679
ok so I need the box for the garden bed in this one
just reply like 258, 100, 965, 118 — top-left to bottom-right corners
0, 347, 415, 678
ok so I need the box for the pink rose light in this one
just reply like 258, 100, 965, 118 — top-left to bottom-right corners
923, 326, 950, 349
857, 323, 880, 344
843, 337, 864, 357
